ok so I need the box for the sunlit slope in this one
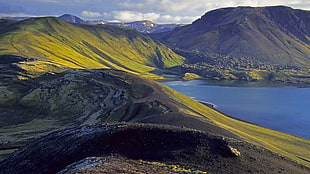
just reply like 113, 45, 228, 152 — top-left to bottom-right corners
0, 17, 184, 78
161, 83, 310, 167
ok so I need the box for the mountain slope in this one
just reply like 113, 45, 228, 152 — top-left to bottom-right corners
0, 68, 309, 168
0, 17, 184, 79
152, 6, 310, 68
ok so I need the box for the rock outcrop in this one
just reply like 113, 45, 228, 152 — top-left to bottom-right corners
0, 123, 309, 174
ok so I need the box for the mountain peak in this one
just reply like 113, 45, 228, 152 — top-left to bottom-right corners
153, 6, 310, 67
58, 14, 85, 24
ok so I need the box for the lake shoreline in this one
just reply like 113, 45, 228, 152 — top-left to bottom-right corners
198, 101, 256, 126
162, 79, 310, 139
157, 78, 310, 88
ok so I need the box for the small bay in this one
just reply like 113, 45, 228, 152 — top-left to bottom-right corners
162, 80, 310, 139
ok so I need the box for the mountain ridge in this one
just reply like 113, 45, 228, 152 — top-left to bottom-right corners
1, 122, 309, 174
0, 17, 184, 79
153, 6, 310, 66
57, 14, 183, 33
151, 6, 310, 84
2, 14, 183, 34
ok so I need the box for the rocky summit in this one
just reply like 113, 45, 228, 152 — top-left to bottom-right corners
1, 123, 309, 174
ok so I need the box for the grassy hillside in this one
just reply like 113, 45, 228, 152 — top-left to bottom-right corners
0, 17, 184, 79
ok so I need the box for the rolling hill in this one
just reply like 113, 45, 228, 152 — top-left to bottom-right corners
0, 17, 184, 79
0, 69, 309, 173
0, 69, 310, 170
152, 6, 310, 83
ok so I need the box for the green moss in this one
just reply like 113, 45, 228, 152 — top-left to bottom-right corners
138, 160, 208, 173
183, 73, 200, 80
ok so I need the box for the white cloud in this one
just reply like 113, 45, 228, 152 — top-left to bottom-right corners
81, 11, 102, 18
102, 10, 198, 24
3, 0, 310, 24
0, 13, 33, 17
103, 11, 160, 22
157, 14, 199, 23
114, 0, 310, 16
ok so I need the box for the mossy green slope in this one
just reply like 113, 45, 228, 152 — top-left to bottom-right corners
160, 83, 310, 167
0, 17, 184, 78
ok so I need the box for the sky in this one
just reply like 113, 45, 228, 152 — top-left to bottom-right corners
1, 0, 310, 24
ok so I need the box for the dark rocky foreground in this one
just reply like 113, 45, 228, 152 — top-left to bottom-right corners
0, 123, 308, 174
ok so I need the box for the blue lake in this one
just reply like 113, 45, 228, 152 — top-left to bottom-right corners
162, 80, 310, 139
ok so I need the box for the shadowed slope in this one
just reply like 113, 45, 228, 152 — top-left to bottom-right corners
153, 6, 310, 67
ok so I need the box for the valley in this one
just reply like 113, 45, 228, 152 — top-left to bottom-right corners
0, 5, 310, 173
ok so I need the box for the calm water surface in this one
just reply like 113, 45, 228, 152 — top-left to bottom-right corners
162, 80, 310, 139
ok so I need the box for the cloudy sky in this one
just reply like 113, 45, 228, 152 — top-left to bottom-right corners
1, 0, 310, 23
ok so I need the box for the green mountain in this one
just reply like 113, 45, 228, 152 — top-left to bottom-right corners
152, 6, 310, 84
0, 17, 184, 79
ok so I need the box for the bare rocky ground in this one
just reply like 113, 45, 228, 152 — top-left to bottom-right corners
58, 156, 197, 174
0, 123, 309, 174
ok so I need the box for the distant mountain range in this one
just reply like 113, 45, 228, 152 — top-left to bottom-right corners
106, 20, 183, 34
58, 14, 183, 33
151, 6, 310, 84
1, 14, 182, 34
